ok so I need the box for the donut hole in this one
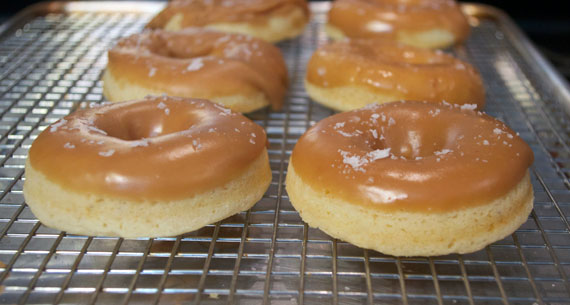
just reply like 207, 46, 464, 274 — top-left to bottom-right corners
375, 46, 451, 66
386, 133, 446, 159
147, 32, 214, 59
352, 41, 453, 66
94, 101, 199, 140
153, 41, 213, 59
378, 121, 458, 160
364, 136, 390, 152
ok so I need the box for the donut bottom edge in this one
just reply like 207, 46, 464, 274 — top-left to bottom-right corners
305, 79, 400, 112
285, 163, 534, 257
162, 7, 307, 43
102, 70, 270, 113
23, 149, 272, 238
324, 24, 458, 49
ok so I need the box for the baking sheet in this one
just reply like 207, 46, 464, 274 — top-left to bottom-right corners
1, 2, 570, 304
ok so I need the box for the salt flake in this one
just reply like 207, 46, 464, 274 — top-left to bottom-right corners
99, 149, 115, 157
186, 58, 204, 71
192, 139, 202, 150
50, 119, 67, 132
130, 139, 149, 147
371, 129, 378, 139
367, 148, 391, 161
87, 125, 107, 135
460, 104, 477, 110
339, 150, 368, 172
434, 149, 453, 156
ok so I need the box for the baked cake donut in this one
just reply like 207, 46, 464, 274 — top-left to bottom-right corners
327, 0, 470, 49
103, 29, 288, 113
24, 96, 272, 238
147, 0, 310, 43
286, 101, 534, 256
305, 39, 485, 112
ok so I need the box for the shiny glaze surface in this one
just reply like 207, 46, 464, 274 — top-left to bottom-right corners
306, 40, 485, 109
328, 0, 469, 42
28, 97, 267, 201
291, 101, 533, 212
148, 0, 309, 28
107, 29, 288, 109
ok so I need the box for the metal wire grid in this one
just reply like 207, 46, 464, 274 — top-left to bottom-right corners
0, 2, 569, 304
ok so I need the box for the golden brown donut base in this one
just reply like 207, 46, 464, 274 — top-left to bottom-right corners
24, 150, 271, 238
103, 69, 269, 113
286, 164, 533, 256
305, 80, 399, 112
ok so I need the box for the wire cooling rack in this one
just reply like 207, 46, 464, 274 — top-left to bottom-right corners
1, 2, 570, 304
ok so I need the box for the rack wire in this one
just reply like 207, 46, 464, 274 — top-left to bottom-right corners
1, 2, 570, 304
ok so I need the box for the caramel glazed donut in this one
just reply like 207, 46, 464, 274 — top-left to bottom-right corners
327, 0, 470, 49
24, 96, 272, 238
147, 0, 310, 43
286, 101, 534, 256
305, 39, 485, 112
103, 28, 288, 113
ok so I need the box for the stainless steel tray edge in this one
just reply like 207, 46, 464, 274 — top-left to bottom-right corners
462, 2, 570, 115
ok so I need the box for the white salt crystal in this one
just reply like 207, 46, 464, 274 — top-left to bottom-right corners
460, 104, 477, 110
434, 149, 453, 156
99, 149, 115, 157
186, 58, 204, 71
50, 119, 67, 132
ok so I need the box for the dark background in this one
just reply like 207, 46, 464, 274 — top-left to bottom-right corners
1, 0, 569, 80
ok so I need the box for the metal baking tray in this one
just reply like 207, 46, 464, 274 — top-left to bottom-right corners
1, 1, 570, 304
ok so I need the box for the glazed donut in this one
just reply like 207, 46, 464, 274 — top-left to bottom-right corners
147, 0, 310, 43
305, 39, 485, 111
327, 0, 470, 49
24, 96, 272, 238
286, 101, 534, 256
103, 28, 288, 113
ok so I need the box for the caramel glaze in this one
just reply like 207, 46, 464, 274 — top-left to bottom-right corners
306, 40, 485, 109
291, 101, 533, 212
328, 0, 470, 43
28, 96, 267, 201
107, 29, 288, 109
148, 0, 309, 28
